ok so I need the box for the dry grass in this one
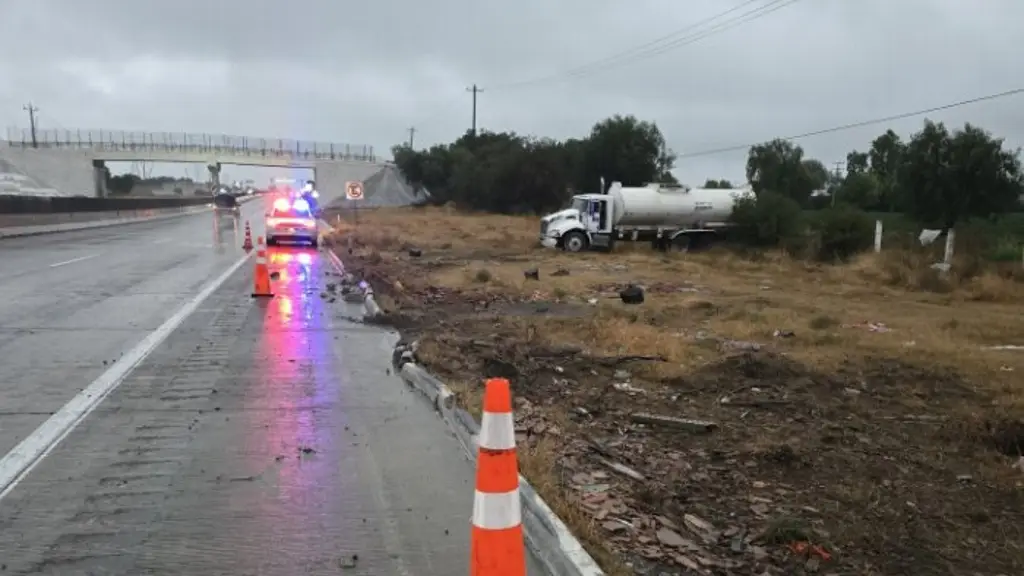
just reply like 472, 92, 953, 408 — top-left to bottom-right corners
326, 206, 1024, 575
335, 206, 1022, 382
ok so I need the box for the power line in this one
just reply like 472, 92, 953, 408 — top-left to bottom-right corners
492, 0, 764, 89
602, 0, 801, 74
677, 87, 1024, 159
491, 0, 800, 91
414, 0, 797, 137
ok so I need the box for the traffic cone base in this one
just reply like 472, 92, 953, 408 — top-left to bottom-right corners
470, 378, 526, 576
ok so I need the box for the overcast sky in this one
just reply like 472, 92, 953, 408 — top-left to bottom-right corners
1, 0, 1022, 185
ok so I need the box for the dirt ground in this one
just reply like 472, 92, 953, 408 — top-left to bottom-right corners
323, 205, 1024, 576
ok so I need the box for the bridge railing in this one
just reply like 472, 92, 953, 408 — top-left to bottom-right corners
4, 127, 376, 162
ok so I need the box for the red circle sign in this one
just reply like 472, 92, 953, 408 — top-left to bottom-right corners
346, 182, 363, 200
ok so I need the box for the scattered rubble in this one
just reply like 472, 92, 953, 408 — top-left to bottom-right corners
320, 207, 1024, 576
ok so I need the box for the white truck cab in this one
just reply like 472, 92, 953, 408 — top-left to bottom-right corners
540, 195, 613, 251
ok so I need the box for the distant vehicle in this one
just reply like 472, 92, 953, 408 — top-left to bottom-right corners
265, 197, 318, 247
539, 181, 753, 253
213, 192, 240, 222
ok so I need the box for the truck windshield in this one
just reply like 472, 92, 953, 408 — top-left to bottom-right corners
571, 198, 587, 213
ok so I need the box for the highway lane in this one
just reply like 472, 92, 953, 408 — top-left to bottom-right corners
0, 242, 546, 574
0, 201, 263, 457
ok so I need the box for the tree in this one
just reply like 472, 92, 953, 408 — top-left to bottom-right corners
389, 116, 672, 214
846, 151, 869, 174
703, 179, 734, 189
899, 120, 1024, 228
106, 172, 139, 195
834, 171, 880, 209
728, 190, 806, 249
802, 159, 829, 191
580, 115, 674, 191
867, 129, 905, 211
745, 139, 818, 206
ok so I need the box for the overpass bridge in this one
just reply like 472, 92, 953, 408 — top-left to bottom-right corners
3, 127, 381, 197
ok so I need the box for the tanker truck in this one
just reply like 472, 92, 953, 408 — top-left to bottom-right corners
539, 181, 753, 253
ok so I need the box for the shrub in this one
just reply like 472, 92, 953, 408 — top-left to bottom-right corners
811, 204, 875, 261
728, 190, 806, 250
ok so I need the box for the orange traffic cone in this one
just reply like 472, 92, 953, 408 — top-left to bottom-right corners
470, 378, 526, 576
242, 221, 253, 252
251, 236, 274, 298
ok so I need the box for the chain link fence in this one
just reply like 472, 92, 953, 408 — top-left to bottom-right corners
4, 127, 375, 162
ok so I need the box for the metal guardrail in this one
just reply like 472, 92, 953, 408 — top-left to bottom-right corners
4, 127, 376, 162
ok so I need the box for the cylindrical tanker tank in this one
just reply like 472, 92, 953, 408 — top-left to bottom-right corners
608, 184, 751, 228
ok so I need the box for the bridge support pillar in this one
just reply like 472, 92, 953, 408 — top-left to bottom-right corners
92, 159, 108, 198
208, 162, 221, 187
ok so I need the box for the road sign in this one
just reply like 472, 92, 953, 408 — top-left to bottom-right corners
345, 181, 364, 200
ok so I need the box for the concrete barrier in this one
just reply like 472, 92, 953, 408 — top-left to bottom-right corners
0, 204, 214, 239
0, 194, 212, 214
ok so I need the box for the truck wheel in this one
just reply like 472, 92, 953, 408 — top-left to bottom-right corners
562, 231, 588, 253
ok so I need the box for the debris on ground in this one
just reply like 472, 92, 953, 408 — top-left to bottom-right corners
321, 206, 1024, 576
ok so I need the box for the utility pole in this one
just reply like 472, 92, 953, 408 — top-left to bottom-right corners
466, 84, 483, 136
407, 126, 416, 149
831, 161, 845, 207
23, 102, 39, 148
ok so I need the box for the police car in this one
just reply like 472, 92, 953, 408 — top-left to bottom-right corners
265, 197, 318, 247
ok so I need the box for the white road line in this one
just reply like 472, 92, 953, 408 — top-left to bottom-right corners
48, 254, 100, 268
0, 251, 255, 500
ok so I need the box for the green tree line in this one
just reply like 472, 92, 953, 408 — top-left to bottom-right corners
392, 115, 1024, 260
391, 115, 676, 214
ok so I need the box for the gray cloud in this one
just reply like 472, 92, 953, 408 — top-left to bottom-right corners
2, 0, 1023, 184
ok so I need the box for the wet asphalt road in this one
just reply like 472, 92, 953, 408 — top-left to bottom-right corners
0, 202, 547, 574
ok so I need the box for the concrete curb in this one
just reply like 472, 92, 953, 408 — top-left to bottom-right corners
0, 205, 212, 240
319, 245, 602, 575
393, 351, 604, 576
